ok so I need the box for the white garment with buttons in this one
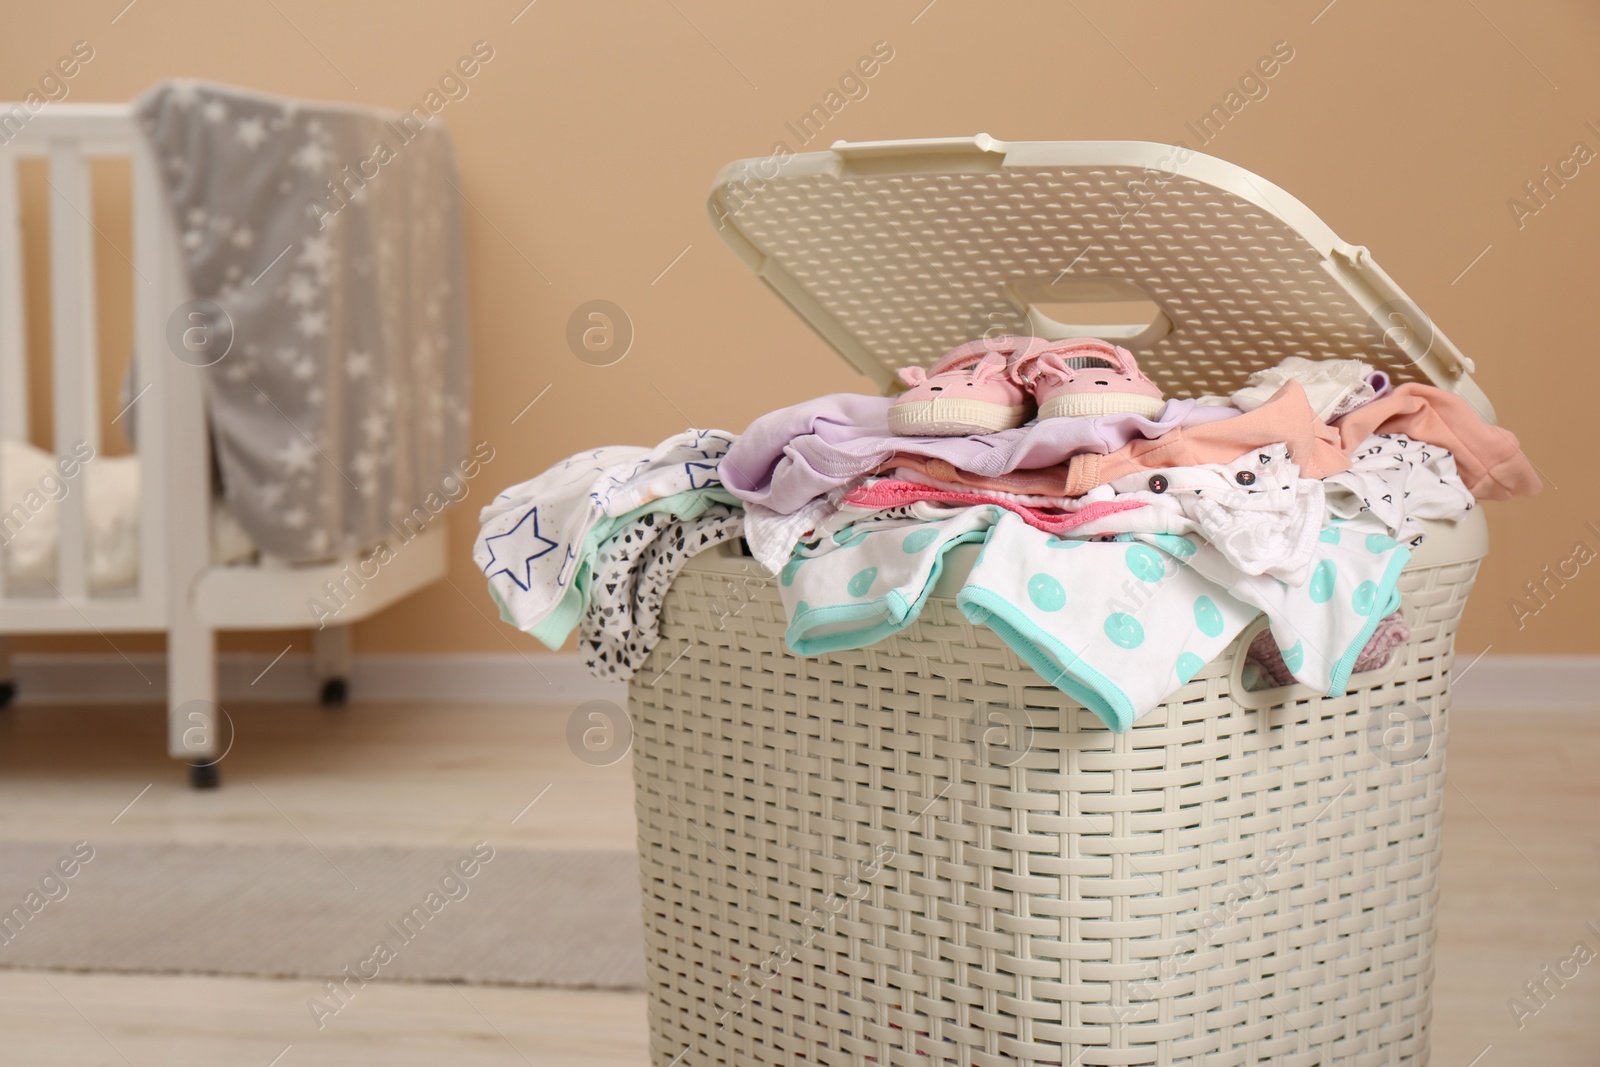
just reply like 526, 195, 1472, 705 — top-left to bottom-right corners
1061, 444, 1326, 585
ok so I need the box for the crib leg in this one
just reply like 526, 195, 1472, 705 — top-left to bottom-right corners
169, 611, 220, 788
313, 624, 352, 707
0, 636, 15, 709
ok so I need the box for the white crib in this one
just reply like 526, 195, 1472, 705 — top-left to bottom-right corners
0, 103, 448, 787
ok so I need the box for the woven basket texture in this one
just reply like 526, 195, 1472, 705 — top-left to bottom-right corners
630, 552, 1478, 1067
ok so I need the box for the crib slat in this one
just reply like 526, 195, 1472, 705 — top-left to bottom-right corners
0, 148, 23, 599
131, 137, 168, 609
0, 148, 25, 444
47, 139, 99, 601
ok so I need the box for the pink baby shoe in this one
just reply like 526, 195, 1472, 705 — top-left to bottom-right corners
1016, 337, 1166, 419
887, 336, 1041, 437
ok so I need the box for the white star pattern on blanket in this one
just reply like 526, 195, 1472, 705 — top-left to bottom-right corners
136, 80, 471, 562
278, 438, 318, 476
235, 116, 266, 148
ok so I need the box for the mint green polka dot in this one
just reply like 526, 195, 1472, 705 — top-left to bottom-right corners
1309, 559, 1337, 603
1046, 536, 1084, 549
1027, 573, 1067, 612
1104, 612, 1145, 649
780, 559, 803, 587
1149, 534, 1197, 557
846, 567, 878, 597
833, 528, 870, 548
1366, 532, 1398, 553
794, 600, 809, 615
1126, 543, 1166, 583
1176, 652, 1206, 684
902, 527, 938, 553
1319, 527, 1341, 544
1193, 595, 1224, 637
1282, 640, 1304, 672
1352, 580, 1379, 616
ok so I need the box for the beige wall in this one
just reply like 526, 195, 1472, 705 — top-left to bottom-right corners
4, 0, 1597, 661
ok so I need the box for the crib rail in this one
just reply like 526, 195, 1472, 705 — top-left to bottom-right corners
0, 104, 208, 637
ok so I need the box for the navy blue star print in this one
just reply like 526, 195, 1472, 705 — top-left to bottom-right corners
482, 505, 559, 591
685, 462, 719, 490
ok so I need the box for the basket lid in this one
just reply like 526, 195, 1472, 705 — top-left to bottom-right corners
707, 135, 1493, 420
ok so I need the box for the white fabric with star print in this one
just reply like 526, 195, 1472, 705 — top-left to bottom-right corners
475, 430, 738, 646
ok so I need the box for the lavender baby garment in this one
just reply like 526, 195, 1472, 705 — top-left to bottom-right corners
721, 394, 1240, 516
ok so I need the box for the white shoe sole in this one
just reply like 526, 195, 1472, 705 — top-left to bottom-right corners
1039, 392, 1166, 420
888, 399, 1029, 436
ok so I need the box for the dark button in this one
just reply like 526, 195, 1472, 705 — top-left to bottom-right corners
1235, 470, 1256, 486
1147, 474, 1168, 494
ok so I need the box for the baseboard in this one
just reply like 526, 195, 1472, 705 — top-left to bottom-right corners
5, 651, 626, 706
1449, 654, 1600, 711
2, 651, 1593, 711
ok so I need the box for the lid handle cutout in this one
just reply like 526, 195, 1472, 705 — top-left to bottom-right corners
1007, 277, 1172, 348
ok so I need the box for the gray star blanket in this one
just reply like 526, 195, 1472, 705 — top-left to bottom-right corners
135, 80, 470, 561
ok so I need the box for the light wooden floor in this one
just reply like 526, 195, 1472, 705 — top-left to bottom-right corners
0, 700, 1595, 1065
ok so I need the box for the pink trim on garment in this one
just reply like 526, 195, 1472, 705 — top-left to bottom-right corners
842, 479, 1147, 535
887, 455, 1091, 498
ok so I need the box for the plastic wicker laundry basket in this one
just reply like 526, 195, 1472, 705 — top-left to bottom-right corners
629, 136, 1490, 1067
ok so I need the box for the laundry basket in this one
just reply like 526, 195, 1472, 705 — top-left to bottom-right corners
629, 136, 1490, 1067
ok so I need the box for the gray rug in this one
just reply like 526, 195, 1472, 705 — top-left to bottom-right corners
0, 841, 645, 989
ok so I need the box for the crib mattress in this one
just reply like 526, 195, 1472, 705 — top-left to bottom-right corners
1, 440, 255, 594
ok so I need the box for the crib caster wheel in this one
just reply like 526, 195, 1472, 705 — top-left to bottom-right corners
188, 762, 220, 790
320, 679, 348, 707
0, 681, 15, 709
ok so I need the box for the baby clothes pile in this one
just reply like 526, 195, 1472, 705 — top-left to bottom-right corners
478, 338, 1540, 730
475, 430, 743, 679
